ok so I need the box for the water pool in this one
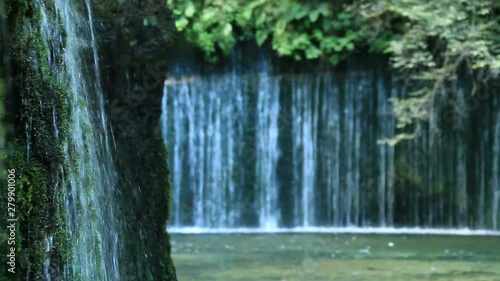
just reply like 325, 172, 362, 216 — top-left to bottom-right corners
171, 233, 500, 281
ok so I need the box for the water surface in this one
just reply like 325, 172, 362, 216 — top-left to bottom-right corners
172, 233, 500, 281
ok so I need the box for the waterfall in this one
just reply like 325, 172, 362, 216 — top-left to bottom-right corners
255, 74, 280, 228
162, 57, 500, 231
291, 76, 319, 227
39, 0, 119, 280
493, 97, 500, 230
162, 74, 248, 227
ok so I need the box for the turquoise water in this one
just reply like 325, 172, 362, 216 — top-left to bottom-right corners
171, 233, 500, 281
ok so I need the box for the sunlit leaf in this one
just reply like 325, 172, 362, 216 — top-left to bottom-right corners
223, 23, 233, 37
185, 3, 196, 18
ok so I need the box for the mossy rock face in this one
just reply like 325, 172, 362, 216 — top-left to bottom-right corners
3, 0, 177, 280
2, 0, 71, 280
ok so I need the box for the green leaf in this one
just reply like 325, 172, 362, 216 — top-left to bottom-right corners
329, 54, 340, 65
293, 9, 309, 20
333, 42, 343, 52
338, 12, 350, 20
242, 6, 253, 20
247, 0, 267, 10
173, 9, 182, 16
309, 10, 320, 23
256, 12, 267, 26
292, 34, 310, 47
175, 17, 189, 31
274, 39, 293, 56
305, 46, 322, 59
201, 8, 217, 22
313, 29, 323, 40
256, 30, 269, 46
185, 3, 196, 18
223, 23, 233, 36
318, 3, 332, 17
274, 19, 288, 36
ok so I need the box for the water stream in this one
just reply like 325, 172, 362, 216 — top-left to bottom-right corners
38, 0, 119, 280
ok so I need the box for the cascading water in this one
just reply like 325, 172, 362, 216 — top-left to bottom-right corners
162, 56, 500, 231
291, 76, 320, 227
162, 73, 249, 227
255, 72, 280, 228
492, 94, 500, 230
38, 0, 119, 280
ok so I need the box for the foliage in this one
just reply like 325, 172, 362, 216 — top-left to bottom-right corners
167, 0, 366, 64
355, 0, 500, 143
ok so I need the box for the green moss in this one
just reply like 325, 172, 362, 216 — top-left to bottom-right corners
4, 0, 73, 279
6, 1, 178, 279
4, 141, 49, 279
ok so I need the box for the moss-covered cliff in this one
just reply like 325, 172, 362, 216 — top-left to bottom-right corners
2, 1, 71, 280
1, 0, 177, 280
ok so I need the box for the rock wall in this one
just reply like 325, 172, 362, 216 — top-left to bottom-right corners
2, 0, 177, 280
91, 0, 177, 280
3, 1, 72, 280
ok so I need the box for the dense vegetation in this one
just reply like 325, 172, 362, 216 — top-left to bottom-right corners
168, 0, 500, 141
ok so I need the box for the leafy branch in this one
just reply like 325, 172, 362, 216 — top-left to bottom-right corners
358, 0, 500, 144
167, 0, 366, 64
